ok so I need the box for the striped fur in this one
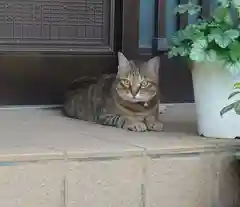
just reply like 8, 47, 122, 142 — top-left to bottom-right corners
63, 52, 164, 132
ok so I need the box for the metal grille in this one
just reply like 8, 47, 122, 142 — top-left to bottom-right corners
152, 0, 213, 54
0, 0, 112, 52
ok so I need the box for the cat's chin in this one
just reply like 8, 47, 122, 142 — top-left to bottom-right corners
119, 94, 153, 104
124, 95, 157, 104
123, 98, 142, 103
126, 99, 149, 105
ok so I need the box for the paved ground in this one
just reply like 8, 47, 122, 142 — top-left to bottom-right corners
0, 103, 238, 161
0, 104, 238, 207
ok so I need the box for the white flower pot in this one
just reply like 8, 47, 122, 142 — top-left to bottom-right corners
192, 61, 240, 139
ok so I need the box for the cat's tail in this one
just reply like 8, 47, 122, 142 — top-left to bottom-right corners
62, 93, 76, 119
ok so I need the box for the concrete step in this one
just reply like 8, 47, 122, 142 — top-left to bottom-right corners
0, 104, 238, 207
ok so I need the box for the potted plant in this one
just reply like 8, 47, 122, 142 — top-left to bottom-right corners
221, 82, 240, 116
168, 0, 240, 138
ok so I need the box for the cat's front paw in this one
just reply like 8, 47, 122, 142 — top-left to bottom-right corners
125, 122, 147, 132
147, 121, 164, 132
159, 105, 167, 114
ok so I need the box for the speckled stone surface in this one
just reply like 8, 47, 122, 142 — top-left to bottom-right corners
66, 158, 143, 207
0, 104, 238, 207
145, 154, 215, 207
0, 162, 65, 207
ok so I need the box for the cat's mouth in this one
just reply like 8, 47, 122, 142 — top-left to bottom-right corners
129, 99, 149, 107
138, 101, 149, 107
124, 95, 155, 105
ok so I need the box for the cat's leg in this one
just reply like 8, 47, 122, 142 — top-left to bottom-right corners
145, 116, 164, 132
96, 114, 126, 128
123, 117, 148, 132
97, 114, 148, 132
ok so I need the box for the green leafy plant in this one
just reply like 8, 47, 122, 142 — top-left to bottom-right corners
220, 82, 240, 116
169, 0, 240, 75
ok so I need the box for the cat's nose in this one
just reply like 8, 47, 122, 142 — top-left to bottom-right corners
131, 91, 138, 98
130, 87, 140, 97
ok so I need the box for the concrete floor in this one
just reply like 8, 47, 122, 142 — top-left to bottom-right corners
0, 104, 238, 207
0, 103, 238, 161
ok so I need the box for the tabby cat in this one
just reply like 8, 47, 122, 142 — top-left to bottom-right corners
63, 52, 164, 132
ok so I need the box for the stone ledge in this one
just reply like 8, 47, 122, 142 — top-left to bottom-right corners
0, 105, 238, 207
0, 104, 238, 162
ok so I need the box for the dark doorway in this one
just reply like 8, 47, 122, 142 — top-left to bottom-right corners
0, 0, 204, 105
0, 0, 122, 105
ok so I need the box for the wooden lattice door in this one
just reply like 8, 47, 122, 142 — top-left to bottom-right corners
0, 0, 120, 105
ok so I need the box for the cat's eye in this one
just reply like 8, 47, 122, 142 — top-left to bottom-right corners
121, 79, 130, 87
141, 80, 149, 88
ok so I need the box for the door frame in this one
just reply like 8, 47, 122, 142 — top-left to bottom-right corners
121, 0, 212, 102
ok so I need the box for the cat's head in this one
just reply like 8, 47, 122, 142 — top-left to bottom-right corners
115, 52, 160, 103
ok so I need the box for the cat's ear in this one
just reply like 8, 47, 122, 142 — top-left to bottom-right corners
147, 56, 160, 77
117, 52, 131, 75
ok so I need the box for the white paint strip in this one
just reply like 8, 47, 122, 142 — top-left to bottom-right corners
0, 105, 62, 110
